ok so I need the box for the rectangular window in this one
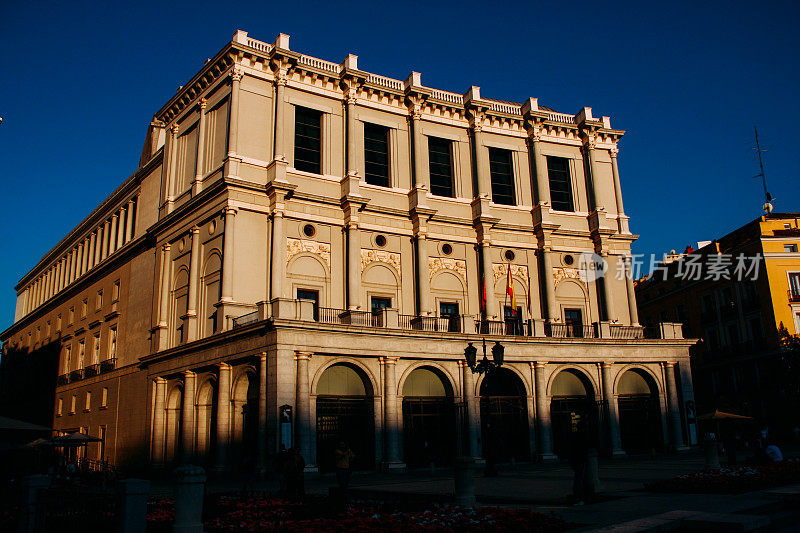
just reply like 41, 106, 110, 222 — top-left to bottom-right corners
85, 391, 92, 411
789, 272, 800, 299
785, 244, 799, 253
92, 333, 101, 365
57, 398, 63, 417
78, 340, 85, 368
99, 426, 106, 460
81, 298, 88, 318
296, 289, 319, 320
428, 137, 454, 197
547, 156, 574, 211
56, 314, 62, 331
109, 326, 117, 357
64, 345, 72, 373
101, 387, 108, 408
96, 290, 103, 311
70, 395, 76, 414
371, 296, 392, 315
564, 308, 584, 337
112, 280, 120, 302
440, 302, 460, 332
488, 147, 516, 205
364, 123, 390, 187
46, 321, 51, 337
68, 307, 74, 325
294, 106, 322, 174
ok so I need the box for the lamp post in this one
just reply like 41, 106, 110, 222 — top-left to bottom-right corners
454, 338, 505, 506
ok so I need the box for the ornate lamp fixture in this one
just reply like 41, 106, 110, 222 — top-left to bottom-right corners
464, 338, 505, 374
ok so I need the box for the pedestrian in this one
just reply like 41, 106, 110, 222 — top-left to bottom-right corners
334, 440, 356, 502
568, 416, 589, 505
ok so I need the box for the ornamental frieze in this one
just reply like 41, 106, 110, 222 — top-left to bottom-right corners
428, 257, 467, 281
286, 238, 331, 268
492, 264, 529, 285
360, 249, 401, 273
553, 267, 582, 286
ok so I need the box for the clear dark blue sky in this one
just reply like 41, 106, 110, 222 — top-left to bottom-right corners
1, 1, 798, 329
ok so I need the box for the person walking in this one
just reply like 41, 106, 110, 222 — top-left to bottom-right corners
334, 440, 356, 502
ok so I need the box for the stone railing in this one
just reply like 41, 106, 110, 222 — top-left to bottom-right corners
365, 73, 404, 91
245, 37, 272, 54
546, 111, 576, 124
429, 89, 464, 105
487, 99, 522, 115
298, 55, 340, 74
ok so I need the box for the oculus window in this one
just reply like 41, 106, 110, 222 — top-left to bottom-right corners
428, 137, 454, 197
547, 156, 574, 211
488, 147, 516, 205
364, 123, 390, 187
294, 106, 322, 174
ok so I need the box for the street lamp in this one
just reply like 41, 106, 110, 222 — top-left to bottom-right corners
464, 338, 504, 374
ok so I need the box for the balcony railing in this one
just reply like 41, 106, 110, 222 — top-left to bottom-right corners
100, 358, 117, 373
232, 310, 260, 328
84, 364, 100, 378
69, 369, 84, 382
57, 373, 70, 386
608, 325, 645, 339
546, 323, 596, 338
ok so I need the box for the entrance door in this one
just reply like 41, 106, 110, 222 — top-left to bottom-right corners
402, 367, 455, 467
504, 306, 523, 335
564, 308, 584, 337
480, 368, 529, 461
440, 301, 460, 332
297, 289, 319, 320
316, 396, 374, 471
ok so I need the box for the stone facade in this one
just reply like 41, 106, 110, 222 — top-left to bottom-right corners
1, 30, 695, 473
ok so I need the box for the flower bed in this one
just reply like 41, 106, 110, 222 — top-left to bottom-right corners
645, 459, 800, 494
147, 494, 567, 532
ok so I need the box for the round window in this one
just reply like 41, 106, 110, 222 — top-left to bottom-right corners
504, 250, 516, 262
564, 254, 574, 266
302, 224, 316, 238
375, 234, 387, 247
441, 243, 453, 256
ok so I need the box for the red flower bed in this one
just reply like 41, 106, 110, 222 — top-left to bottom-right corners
645, 459, 800, 494
147, 494, 566, 533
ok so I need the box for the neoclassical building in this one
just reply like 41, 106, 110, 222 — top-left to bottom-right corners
1, 31, 695, 473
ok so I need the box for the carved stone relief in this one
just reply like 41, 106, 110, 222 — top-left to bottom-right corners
360, 249, 401, 274
428, 257, 467, 281
286, 238, 331, 268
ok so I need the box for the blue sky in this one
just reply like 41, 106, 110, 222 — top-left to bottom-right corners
1, 1, 798, 329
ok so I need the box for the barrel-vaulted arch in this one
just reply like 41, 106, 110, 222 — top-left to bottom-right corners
170, 266, 190, 345
165, 384, 183, 463
399, 364, 456, 467
200, 250, 222, 337
612, 364, 663, 396
613, 366, 664, 453
396, 361, 458, 398
312, 359, 377, 471
478, 366, 531, 462
547, 366, 598, 458
195, 376, 217, 463
230, 367, 258, 458
545, 365, 598, 398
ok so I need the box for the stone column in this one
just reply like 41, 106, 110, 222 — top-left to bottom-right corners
382, 357, 404, 469
584, 135, 604, 210
273, 70, 287, 162
533, 362, 555, 460
601, 362, 624, 456
220, 207, 237, 302
76, 243, 84, 278
461, 361, 480, 458
541, 247, 558, 321
88, 232, 96, 270
530, 128, 551, 205
157, 243, 172, 351
347, 223, 361, 309
95, 228, 103, 265
609, 147, 625, 217
181, 371, 196, 461
193, 98, 207, 194
167, 124, 179, 213
109, 213, 119, 256
410, 107, 428, 189
186, 227, 201, 341
271, 211, 285, 299
481, 242, 497, 318
101, 219, 111, 260
215, 362, 231, 470
664, 362, 685, 450
600, 252, 616, 321
416, 234, 430, 315
116, 210, 125, 250
152, 377, 167, 467
78, 241, 87, 276
257, 352, 268, 475
71, 247, 79, 281
624, 256, 640, 325
125, 199, 135, 242
294, 352, 314, 468
228, 70, 241, 158
472, 122, 490, 198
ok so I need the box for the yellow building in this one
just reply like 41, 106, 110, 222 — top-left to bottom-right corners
759, 214, 800, 335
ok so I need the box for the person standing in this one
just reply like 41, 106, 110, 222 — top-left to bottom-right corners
334, 441, 356, 501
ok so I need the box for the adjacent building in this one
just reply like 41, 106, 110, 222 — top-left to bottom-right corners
1, 31, 696, 474
636, 213, 800, 435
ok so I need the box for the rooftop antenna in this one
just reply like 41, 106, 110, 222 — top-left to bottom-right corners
753, 126, 774, 214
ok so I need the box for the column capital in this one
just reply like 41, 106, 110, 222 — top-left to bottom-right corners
533, 361, 548, 370
224, 206, 238, 217
199, 97, 208, 110
162, 242, 171, 252
154, 376, 167, 385
294, 351, 313, 361
663, 361, 676, 369
274, 68, 288, 87
609, 146, 619, 158
380, 356, 399, 365
231, 68, 243, 82
601, 361, 616, 369
259, 351, 267, 361
111, 212, 118, 220
218, 361, 231, 371
190, 225, 201, 235
183, 370, 196, 378
170, 124, 179, 136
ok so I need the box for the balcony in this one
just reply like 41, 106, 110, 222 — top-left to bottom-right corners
253, 298, 685, 340
789, 290, 800, 303
100, 358, 117, 373
84, 364, 100, 378
57, 373, 70, 386
69, 369, 84, 382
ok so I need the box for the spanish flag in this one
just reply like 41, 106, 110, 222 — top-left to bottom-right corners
506, 266, 516, 314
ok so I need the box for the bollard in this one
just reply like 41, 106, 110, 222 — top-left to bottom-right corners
585, 448, 600, 500
704, 438, 720, 470
116, 478, 150, 533
453, 456, 477, 507
19, 474, 49, 533
173, 465, 206, 533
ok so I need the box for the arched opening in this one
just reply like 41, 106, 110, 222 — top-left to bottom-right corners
550, 369, 597, 458
617, 369, 662, 453
165, 386, 183, 463
480, 368, 529, 462
231, 372, 259, 461
201, 253, 221, 337
315, 363, 374, 471
402, 367, 455, 468
171, 269, 189, 345
195, 379, 217, 465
